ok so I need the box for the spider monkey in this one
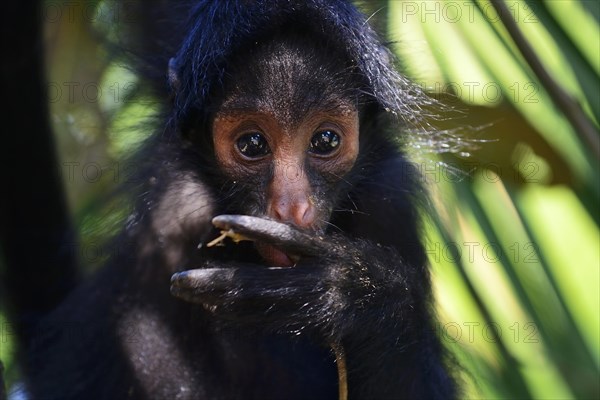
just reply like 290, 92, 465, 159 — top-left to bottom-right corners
24, 1, 457, 399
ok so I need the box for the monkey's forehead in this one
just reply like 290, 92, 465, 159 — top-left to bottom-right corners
213, 97, 357, 130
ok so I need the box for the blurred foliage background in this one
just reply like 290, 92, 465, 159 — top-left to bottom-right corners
1, 0, 598, 398
378, 1, 599, 398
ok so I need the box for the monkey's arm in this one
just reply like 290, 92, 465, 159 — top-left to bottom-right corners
171, 215, 452, 398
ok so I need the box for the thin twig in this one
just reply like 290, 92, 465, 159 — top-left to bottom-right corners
330, 342, 348, 400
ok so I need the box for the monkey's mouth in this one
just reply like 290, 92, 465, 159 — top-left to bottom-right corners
255, 242, 298, 268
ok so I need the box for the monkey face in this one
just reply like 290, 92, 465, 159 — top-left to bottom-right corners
211, 106, 359, 266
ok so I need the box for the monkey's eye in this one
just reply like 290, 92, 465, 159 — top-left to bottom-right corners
309, 130, 340, 155
236, 132, 270, 158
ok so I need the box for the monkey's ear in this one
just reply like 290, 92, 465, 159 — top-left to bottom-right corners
168, 57, 181, 93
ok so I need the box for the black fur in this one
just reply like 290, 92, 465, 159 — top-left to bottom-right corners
26, 1, 456, 399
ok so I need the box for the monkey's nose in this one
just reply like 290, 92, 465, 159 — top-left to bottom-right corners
270, 195, 316, 229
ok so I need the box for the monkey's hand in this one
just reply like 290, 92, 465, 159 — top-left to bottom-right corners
170, 215, 417, 339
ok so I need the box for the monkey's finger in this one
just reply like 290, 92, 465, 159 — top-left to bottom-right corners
170, 268, 234, 304
170, 266, 322, 316
212, 215, 325, 255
